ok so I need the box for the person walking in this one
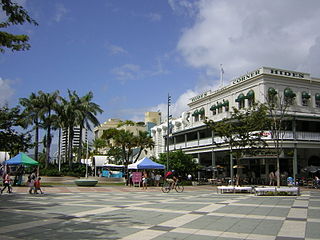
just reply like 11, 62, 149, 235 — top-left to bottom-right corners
155, 173, 161, 187
269, 171, 275, 186
27, 174, 35, 194
34, 177, 44, 194
1, 172, 13, 194
142, 171, 148, 190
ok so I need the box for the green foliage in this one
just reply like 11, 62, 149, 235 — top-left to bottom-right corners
157, 150, 200, 177
0, 0, 38, 53
0, 104, 32, 155
205, 104, 270, 160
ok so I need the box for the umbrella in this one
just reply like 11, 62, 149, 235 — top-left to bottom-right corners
3, 152, 39, 166
233, 165, 245, 169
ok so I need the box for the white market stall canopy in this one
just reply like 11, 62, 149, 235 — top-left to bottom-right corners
128, 157, 165, 170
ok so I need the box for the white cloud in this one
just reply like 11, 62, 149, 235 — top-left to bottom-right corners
168, 0, 199, 16
147, 13, 162, 22
0, 78, 15, 106
111, 64, 142, 84
177, 0, 320, 80
146, 0, 320, 123
111, 61, 169, 84
106, 43, 128, 55
54, 3, 68, 22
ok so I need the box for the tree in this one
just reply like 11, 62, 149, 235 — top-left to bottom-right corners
92, 138, 107, 154
133, 130, 155, 162
76, 91, 102, 162
0, 0, 38, 53
38, 90, 59, 168
157, 150, 200, 177
0, 104, 32, 156
266, 88, 293, 187
19, 92, 43, 162
205, 104, 270, 183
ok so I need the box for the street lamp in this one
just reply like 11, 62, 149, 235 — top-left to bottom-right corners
167, 93, 171, 172
85, 137, 89, 178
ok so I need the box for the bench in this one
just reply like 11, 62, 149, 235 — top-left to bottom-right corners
254, 187, 300, 196
254, 187, 276, 196
217, 186, 235, 193
217, 186, 253, 194
276, 187, 300, 196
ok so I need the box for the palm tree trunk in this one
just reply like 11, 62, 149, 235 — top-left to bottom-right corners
34, 124, 39, 162
45, 125, 52, 169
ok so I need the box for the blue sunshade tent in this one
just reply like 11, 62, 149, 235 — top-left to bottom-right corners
128, 157, 165, 170
3, 152, 39, 166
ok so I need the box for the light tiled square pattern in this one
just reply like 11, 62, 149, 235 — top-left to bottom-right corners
0, 187, 319, 239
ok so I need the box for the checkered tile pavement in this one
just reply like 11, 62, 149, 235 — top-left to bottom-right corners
0, 186, 319, 239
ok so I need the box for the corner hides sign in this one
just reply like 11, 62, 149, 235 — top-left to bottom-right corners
232, 67, 307, 85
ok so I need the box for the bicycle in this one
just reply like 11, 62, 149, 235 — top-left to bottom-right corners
161, 180, 184, 193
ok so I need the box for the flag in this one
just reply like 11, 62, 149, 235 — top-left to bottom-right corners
220, 64, 224, 74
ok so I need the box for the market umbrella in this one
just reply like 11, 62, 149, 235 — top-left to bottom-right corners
3, 152, 39, 166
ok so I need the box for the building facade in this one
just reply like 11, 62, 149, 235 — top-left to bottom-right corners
151, 67, 320, 183
60, 126, 88, 161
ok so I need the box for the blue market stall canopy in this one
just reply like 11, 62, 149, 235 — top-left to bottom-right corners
128, 157, 165, 170
3, 152, 39, 166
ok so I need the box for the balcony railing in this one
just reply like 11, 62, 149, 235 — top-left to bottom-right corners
168, 131, 320, 150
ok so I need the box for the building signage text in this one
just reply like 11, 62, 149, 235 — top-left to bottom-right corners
269, 68, 304, 78
191, 91, 211, 102
232, 69, 261, 85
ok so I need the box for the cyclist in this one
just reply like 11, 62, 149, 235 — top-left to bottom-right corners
165, 170, 178, 189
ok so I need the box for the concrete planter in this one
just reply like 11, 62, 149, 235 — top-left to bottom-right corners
74, 179, 98, 187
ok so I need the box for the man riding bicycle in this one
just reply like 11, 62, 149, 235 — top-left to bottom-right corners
165, 170, 178, 189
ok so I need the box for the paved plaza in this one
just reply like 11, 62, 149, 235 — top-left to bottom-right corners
0, 186, 320, 240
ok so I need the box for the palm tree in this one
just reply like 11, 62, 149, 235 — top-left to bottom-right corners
76, 91, 103, 162
19, 92, 42, 162
38, 90, 60, 168
59, 90, 83, 167
133, 131, 155, 162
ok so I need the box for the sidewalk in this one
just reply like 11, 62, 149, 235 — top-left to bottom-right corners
1, 186, 320, 239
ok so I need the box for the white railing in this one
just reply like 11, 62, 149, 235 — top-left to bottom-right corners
199, 138, 212, 145
296, 132, 320, 141
168, 131, 320, 151
186, 140, 199, 147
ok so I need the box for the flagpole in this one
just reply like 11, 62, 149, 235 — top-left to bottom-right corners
220, 64, 224, 88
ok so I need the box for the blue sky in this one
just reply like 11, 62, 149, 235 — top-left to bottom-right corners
1, 0, 320, 125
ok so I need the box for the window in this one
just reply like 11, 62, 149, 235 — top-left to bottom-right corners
210, 105, 217, 115
301, 91, 310, 106
217, 103, 223, 113
284, 88, 296, 105
235, 93, 245, 109
223, 100, 229, 112
192, 109, 199, 122
246, 90, 255, 107
199, 107, 205, 120
268, 87, 277, 105
316, 93, 320, 108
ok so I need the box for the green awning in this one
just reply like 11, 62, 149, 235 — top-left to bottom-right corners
210, 105, 217, 111
315, 93, 320, 101
192, 109, 199, 116
198, 107, 205, 115
235, 93, 245, 102
246, 90, 255, 99
302, 91, 310, 99
223, 100, 229, 106
268, 87, 277, 96
284, 88, 296, 98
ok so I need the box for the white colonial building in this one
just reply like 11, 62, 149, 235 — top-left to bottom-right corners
151, 67, 320, 183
